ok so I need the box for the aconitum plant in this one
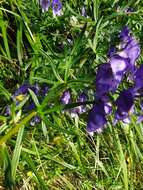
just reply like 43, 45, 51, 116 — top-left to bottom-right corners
87, 26, 141, 135
40, 0, 62, 16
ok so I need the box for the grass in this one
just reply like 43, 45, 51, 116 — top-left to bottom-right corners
0, 0, 143, 189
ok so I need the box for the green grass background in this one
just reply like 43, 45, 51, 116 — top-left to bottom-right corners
0, 0, 143, 189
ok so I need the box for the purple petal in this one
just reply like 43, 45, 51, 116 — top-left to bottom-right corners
30, 116, 41, 126
51, 0, 62, 16
119, 26, 140, 71
134, 64, 143, 90
109, 54, 129, 80
95, 63, 117, 97
40, 0, 50, 12
60, 90, 71, 105
87, 102, 106, 134
137, 115, 143, 124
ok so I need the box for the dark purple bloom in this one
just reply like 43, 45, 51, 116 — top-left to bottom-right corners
31, 83, 40, 95
51, 0, 62, 17
24, 102, 36, 112
60, 90, 71, 105
95, 63, 117, 98
40, 0, 50, 12
13, 83, 30, 97
120, 26, 130, 42
134, 64, 143, 90
109, 54, 129, 82
87, 101, 107, 134
114, 89, 134, 123
30, 115, 41, 126
119, 26, 140, 71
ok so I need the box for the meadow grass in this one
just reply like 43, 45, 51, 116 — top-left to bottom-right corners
0, 0, 143, 189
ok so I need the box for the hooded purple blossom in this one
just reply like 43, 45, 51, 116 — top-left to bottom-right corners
134, 64, 143, 91
87, 101, 107, 134
109, 54, 129, 83
51, 0, 62, 16
95, 63, 117, 98
104, 102, 112, 115
40, 0, 50, 12
114, 89, 134, 123
60, 90, 71, 105
119, 26, 140, 71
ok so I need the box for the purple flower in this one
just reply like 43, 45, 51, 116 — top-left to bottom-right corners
40, 0, 50, 12
109, 54, 129, 83
51, 0, 62, 17
24, 102, 35, 112
104, 102, 112, 115
30, 115, 41, 126
13, 83, 30, 97
134, 64, 143, 90
114, 89, 134, 123
95, 63, 117, 98
60, 90, 71, 105
87, 101, 107, 134
119, 26, 140, 71
31, 83, 40, 95
120, 26, 130, 42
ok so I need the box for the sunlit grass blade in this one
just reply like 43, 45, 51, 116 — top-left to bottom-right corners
11, 126, 25, 180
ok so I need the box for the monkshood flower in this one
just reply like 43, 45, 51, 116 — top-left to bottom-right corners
87, 101, 107, 135
95, 63, 117, 98
134, 64, 143, 91
114, 89, 134, 124
104, 102, 112, 115
51, 0, 62, 17
109, 54, 129, 84
60, 90, 71, 105
119, 26, 140, 71
40, 0, 50, 12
